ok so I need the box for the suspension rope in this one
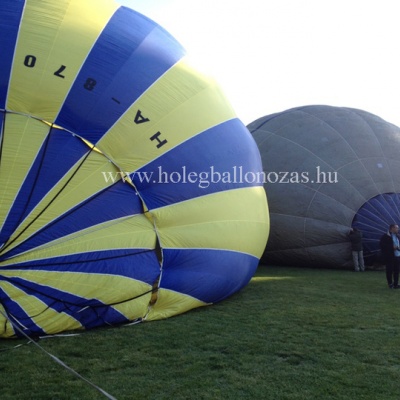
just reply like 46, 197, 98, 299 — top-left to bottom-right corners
0, 308, 118, 400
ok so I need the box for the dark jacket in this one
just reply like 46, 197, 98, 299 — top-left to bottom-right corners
380, 232, 395, 262
349, 230, 363, 251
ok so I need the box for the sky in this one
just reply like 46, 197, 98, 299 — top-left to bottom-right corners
116, 0, 400, 127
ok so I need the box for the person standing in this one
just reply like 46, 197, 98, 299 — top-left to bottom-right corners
348, 228, 365, 271
380, 224, 400, 289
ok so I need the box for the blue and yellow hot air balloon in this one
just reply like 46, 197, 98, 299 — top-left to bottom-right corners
0, 0, 269, 338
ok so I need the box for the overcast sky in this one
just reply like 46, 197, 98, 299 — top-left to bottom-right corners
116, 0, 400, 127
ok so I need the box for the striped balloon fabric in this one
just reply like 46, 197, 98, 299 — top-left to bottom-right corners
0, 0, 269, 338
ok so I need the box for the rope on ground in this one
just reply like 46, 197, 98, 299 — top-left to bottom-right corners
0, 309, 117, 400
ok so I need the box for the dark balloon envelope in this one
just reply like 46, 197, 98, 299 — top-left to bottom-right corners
248, 105, 400, 268
0, 0, 269, 338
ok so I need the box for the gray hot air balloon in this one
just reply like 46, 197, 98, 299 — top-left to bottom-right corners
248, 105, 400, 268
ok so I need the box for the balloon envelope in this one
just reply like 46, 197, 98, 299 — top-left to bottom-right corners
248, 105, 400, 268
0, 0, 269, 338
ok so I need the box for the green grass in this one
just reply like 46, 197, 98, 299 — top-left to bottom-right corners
1, 266, 400, 399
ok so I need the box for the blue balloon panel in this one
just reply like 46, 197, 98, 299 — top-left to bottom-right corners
352, 193, 400, 262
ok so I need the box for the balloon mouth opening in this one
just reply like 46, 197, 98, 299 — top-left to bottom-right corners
352, 193, 400, 264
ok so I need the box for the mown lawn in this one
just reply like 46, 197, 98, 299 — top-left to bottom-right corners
1, 266, 400, 399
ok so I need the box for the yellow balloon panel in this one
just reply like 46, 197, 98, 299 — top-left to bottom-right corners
153, 187, 269, 258
0, 114, 49, 230
7, 0, 119, 120
0, 214, 155, 266
97, 57, 236, 173
146, 288, 208, 321
2, 149, 122, 255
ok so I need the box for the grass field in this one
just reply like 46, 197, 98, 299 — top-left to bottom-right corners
1, 265, 400, 400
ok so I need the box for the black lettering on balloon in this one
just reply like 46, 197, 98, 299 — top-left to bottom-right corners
24, 55, 36, 68
134, 110, 150, 124
150, 132, 167, 149
54, 65, 66, 78
84, 78, 97, 91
